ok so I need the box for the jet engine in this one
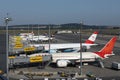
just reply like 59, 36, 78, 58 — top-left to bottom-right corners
57, 60, 68, 67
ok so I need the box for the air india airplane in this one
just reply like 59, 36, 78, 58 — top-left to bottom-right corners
29, 36, 117, 67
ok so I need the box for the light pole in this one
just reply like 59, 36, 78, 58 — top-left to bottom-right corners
38, 24, 40, 42
4, 14, 12, 80
48, 25, 51, 54
80, 21, 83, 76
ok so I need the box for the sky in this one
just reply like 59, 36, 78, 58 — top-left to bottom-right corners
0, 0, 120, 26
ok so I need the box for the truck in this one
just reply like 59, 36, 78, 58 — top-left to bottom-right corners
111, 62, 120, 70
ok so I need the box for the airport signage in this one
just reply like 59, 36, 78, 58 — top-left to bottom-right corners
14, 39, 22, 42
24, 47, 35, 52
14, 43, 23, 49
15, 42, 23, 45
30, 56, 43, 63
14, 36, 22, 41
8, 56, 16, 59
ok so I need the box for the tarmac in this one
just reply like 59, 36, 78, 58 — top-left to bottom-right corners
3, 33, 120, 80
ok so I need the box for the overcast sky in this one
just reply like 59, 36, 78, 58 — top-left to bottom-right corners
0, 0, 120, 26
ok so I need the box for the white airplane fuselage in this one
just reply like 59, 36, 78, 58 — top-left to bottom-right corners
51, 52, 100, 63
28, 35, 53, 41
30, 43, 97, 50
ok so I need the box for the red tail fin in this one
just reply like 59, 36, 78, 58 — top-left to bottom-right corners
95, 36, 117, 58
85, 31, 98, 44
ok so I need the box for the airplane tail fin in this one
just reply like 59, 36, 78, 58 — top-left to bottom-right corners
95, 36, 117, 58
85, 31, 98, 44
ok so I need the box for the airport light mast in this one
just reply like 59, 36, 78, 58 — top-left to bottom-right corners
80, 21, 83, 76
38, 24, 39, 42
4, 13, 12, 80
48, 25, 51, 54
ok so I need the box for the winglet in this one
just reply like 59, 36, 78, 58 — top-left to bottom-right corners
95, 36, 117, 58
85, 31, 98, 44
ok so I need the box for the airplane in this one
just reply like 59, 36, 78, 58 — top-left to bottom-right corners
18, 32, 34, 41
29, 31, 98, 53
28, 35, 53, 42
19, 32, 53, 41
29, 36, 117, 67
